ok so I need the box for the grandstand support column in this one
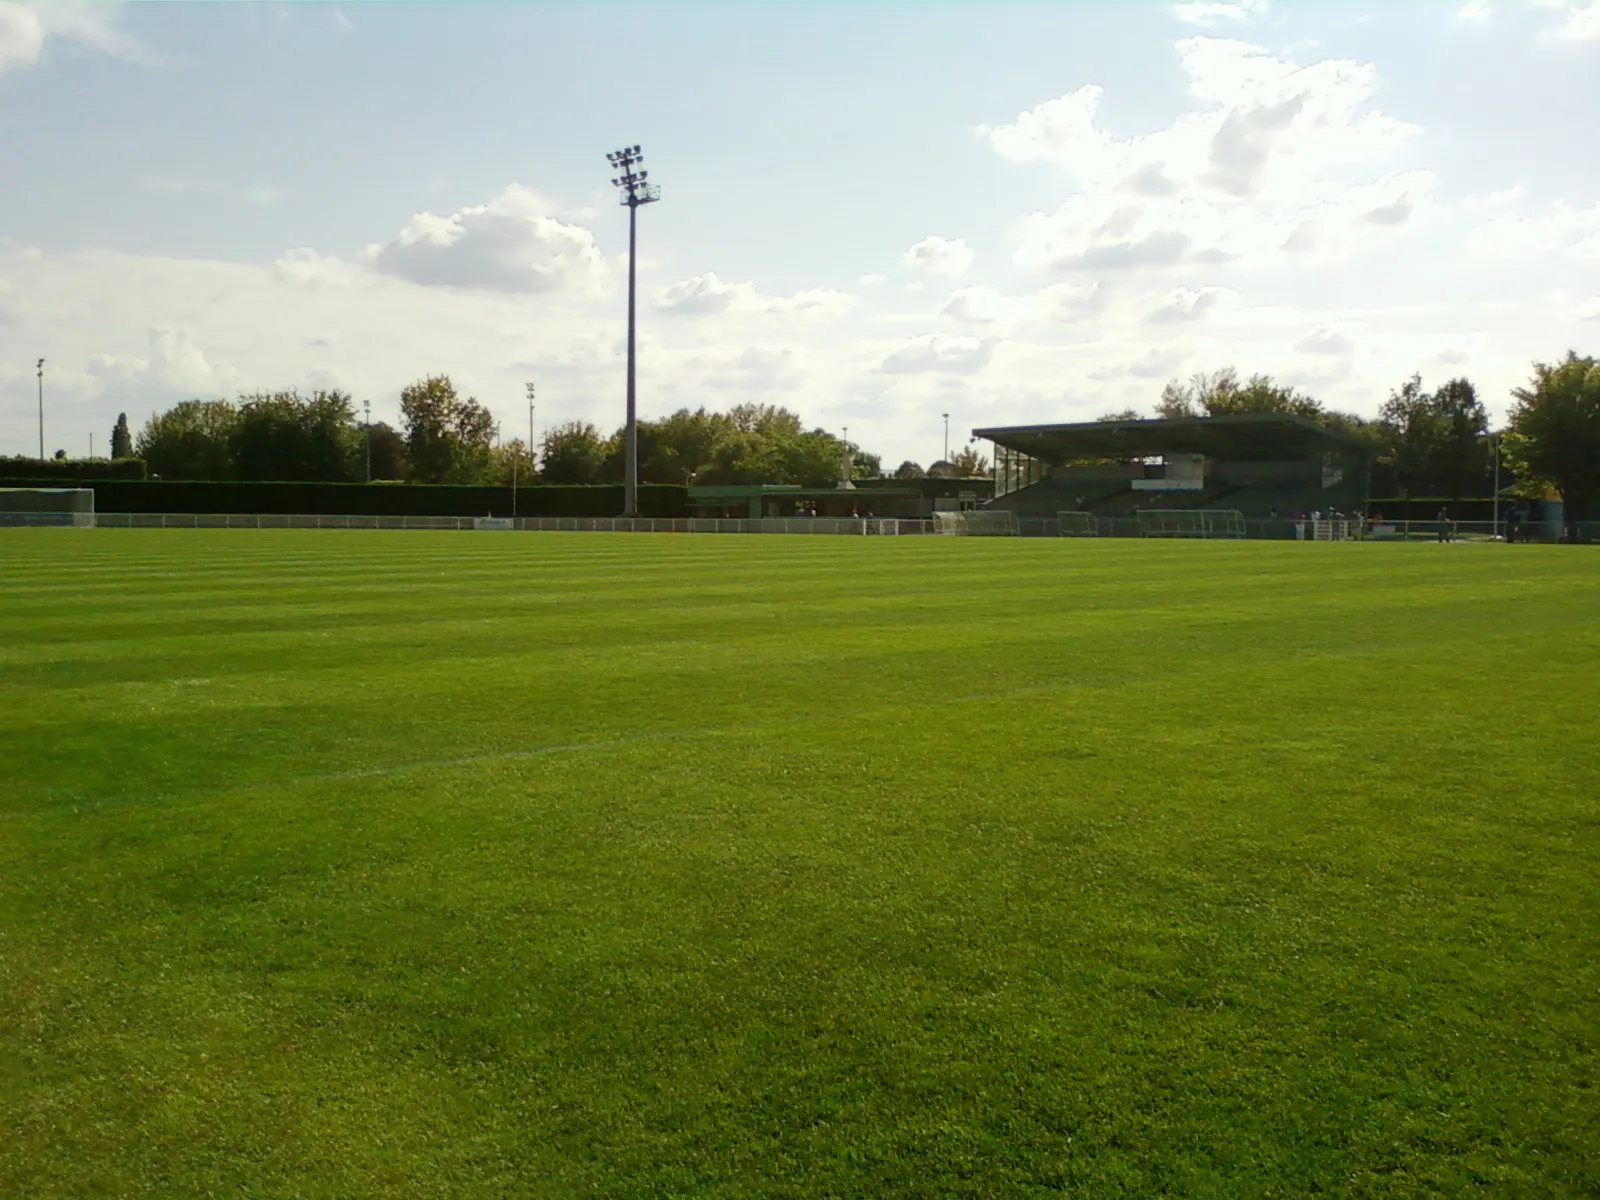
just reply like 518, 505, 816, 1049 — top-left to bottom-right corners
608, 145, 660, 518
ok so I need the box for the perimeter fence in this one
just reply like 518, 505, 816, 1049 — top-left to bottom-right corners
1031, 516, 1595, 543
5, 511, 1596, 543
3, 512, 937, 536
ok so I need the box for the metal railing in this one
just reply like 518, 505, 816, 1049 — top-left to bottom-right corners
1037, 516, 1594, 543
7, 512, 1595, 542
18, 513, 938, 536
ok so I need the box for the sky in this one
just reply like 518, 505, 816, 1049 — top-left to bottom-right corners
1, 0, 1597, 468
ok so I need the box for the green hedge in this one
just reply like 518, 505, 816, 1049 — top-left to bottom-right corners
1367, 498, 1523, 521
0, 457, 147, 482
0, 480, 688, 518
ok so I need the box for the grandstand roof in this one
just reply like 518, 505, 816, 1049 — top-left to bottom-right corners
972, 413, 1369, 462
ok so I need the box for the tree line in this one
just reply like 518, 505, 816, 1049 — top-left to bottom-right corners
124, 376, 900, 488
51, 349, 1600, 521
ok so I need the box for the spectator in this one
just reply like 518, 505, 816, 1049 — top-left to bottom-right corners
1436, 506, 1450, 542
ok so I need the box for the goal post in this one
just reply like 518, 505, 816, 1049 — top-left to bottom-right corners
1056, 510, 1098, 537
933, 510, 1019, 536
1135, 508, 1245, 539
0, 487, 96, 528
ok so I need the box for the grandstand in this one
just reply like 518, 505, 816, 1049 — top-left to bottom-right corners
974, 414, 1370, 527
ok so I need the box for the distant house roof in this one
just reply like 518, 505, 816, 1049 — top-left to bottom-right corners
972, 413, 1370, 462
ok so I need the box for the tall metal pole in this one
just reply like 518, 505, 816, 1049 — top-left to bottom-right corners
363, 398, 372, 483
1493, 433, 1501, 538
943, 412, 949, 463
37, 359, 45, 460
608, 145, 660, 518
524, 382, 535, 516
625, 199, 639, 517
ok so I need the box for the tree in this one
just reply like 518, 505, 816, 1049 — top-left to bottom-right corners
851, 450, 883, 479
949, 446, 990, 476
232, 389, 361, 482
1159, 367, 1324, 421
894, 461, 924, 478
110, 413, 133, 459
1506, 351, 1600, 523
638, 408, 733, 483
540, 421, 613, 484
1378, 375, 1489, 498
728, 403, 804, 439
400, 375, 496, 484
365, 421, 408, 480
487, 438, 536, 487
1431, 378, 1492, 498
134, 400, 240, 479
1096, 408, 1145, 422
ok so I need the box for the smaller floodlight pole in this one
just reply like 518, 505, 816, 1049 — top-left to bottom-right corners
1492, 431, 1501, 537
608, 144, 660, 518
36, 358, 45, 461
363, 398, 372, 483
942, 412, 950, 464
525, 381, 535, 471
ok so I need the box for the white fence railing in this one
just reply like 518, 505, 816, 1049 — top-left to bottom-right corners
16, 513, 938, 536
7, 512, 1595, 543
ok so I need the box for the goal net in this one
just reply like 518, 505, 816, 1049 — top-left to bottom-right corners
1056, 510, 1098, 537
0, 487, 95, 528
933, 510, 1019, 536
1136, 508, 1245, 539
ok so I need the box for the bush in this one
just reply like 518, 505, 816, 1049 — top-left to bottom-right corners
0, 457, 147, 482
17, 479, 688, 518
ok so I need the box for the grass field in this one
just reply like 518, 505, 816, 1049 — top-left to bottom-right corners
2, 529, 1596, 1198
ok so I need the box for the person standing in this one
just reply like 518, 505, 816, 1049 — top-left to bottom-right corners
1436, 505, 1450, 542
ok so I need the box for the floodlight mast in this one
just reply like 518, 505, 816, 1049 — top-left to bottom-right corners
607, 144, 660, 518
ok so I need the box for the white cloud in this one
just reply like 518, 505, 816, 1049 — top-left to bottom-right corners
938, 285, 1013, 325
1469, 200, 1600, 263
902, 235, 975, 277
1570, 296, 1600, 321
939, 281, 1102, 326
1294, 325, 1355, 356
1145, 285, 1237, 322
1473, 1, 1600, 40
85, 328, 241, 404
365, 185, 609, 296
332, 8, 355, 33
0, 4, 46, 73
0, 2, 157, 75
273, 248, 362, 289
1551, 0, 1600, 40
1090, 345, 1192, 381
654, 272, 854, 319
699, 346, 807, 391
1171, 0, 1269, 28
985, 38, 1433, 272
880, 333, 997, 375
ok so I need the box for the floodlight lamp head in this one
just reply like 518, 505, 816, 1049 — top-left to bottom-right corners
632, 144, 640, 153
